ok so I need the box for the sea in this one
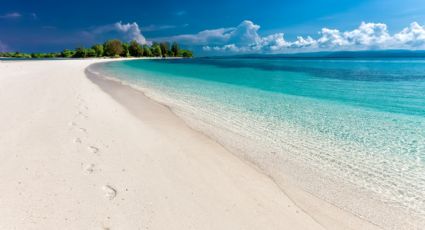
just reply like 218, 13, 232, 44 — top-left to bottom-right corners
93, 56, 425, 229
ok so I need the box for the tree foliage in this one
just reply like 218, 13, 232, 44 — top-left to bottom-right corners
73, 47, 87, 58
61, 49, 75, 58
0, 39, 193, 59
171, 42, 180, 57
103, 39, 124, 57
180, 49, 193, 58
121, 43, 130, 57
151, 43, 162, 57
159, 42, 170, 57
129, 40, 143, 57
92, 44, 104, 57
143, 45, 152, 57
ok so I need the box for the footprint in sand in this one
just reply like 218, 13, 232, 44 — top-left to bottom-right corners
79, 127, 87, 133
74, 138, 82, 144
77, 111, 88, 119
88, 146, 99, 154
102, 185, 117, 200
84, 163, 95, 174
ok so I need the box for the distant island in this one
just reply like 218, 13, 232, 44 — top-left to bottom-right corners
0, 39, 193, 59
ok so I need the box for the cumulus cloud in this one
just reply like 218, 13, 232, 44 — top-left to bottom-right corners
393, 22, 425, 48
0, 12, 21, 19
172, 27, 234, 45
91, 21, 148, 44
181, 20, 425, 53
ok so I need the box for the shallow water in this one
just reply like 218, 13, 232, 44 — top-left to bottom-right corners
96, 57, 425, 229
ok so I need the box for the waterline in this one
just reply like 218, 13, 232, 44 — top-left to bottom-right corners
92, 57, 425, 229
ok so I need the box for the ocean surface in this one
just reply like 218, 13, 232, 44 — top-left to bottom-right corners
95, 57, 425, 229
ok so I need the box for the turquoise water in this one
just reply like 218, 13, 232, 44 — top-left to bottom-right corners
95, 57, 425, 229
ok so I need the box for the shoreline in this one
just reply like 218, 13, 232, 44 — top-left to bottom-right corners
0, 58, 327, 229
87, 61, 383, 230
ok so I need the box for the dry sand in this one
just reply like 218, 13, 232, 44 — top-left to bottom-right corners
0, 59, 376, 230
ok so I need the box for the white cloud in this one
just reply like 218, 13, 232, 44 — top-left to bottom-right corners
171, 20, 262, 46
171, 27, 234, 45
91, 21, 148, 44
113, 22, 147, 44
393, 22, 425, 48
229, 20, 261, 46
316, 28, 349, 48
172, 20, 425, 53
0, 12, 21, 19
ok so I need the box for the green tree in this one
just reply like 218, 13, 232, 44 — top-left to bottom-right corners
171, 42, 179, 57
180, 50, 193, 58
0, 39, 194, 59
121, 43, 129, 57
143, 45, 152, 57
73, 47, 87, 58
151, 44, 162, 57
61, 49, 75, 58
91, 44, 104, 57
129, 40, 143, 57
159, 42, 170, 57
103, 39, 124, 57
86, 48, 97, 57
32, 53, 45, 58
44, 53, 58, 58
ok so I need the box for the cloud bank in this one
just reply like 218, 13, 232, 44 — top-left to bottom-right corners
91, 22, 148, 44
171, 20, 425, 53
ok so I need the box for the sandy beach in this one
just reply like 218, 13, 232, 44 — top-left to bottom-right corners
0, 59, 380, 230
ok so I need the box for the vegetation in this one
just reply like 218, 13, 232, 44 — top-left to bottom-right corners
0, 39, 193, 59
151, 43, 162, 57
129, 40, 143, 57
92, 44, 104, 57
171, 42, 180, 57
103, 39, 124, 57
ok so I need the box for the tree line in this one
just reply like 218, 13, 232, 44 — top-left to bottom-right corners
0, 39, 193, 58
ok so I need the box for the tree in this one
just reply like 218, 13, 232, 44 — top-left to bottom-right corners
159, 42, 170, 57
86, 48, 97, 57
129, 40, 143, 57
61, 49, 75, 58
103, 39, 124, 57
143, 45, 152, 57
0, 38, 193, 59
180, 49, 193, 58
73, 47, 87, 58
91, 44, 104, 57
151, 44, 162, 57
171, 42, 179, 57
121, 43, 129, 57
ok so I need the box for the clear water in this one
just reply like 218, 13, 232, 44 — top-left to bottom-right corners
95, 57, 425, 229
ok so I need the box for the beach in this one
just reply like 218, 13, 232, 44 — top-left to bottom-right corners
0, 59, 369, 229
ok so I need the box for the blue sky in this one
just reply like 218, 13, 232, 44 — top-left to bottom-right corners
1, 0, 425, 54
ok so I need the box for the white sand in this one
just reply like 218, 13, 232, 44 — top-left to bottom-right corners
0, 59, 376, 230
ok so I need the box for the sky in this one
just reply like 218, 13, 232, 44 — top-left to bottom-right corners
1, 0, 425, 55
